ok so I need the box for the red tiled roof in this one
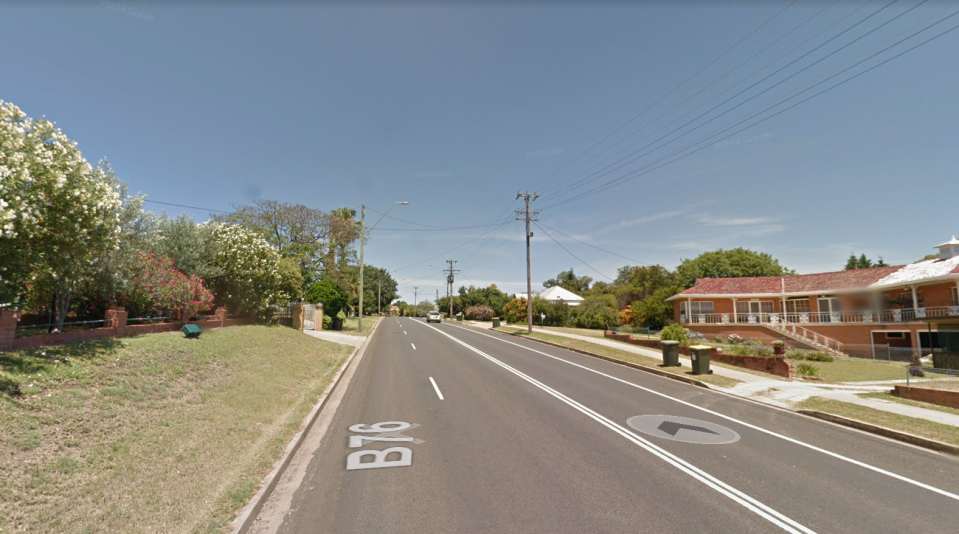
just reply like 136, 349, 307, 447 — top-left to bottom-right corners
676, 265, 904, 296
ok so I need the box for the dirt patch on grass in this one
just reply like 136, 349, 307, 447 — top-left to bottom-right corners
0, 325, 353, 533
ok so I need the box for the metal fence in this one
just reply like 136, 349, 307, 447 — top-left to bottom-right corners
841, 344, 917, 362
15, 319, 107, 337
906, 366, 959, 390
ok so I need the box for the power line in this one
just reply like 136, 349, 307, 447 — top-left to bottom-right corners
541, 0, 914, 204
526, 0, 802, 194
143, 199, 234, 214
534, 222, 614, 282
536, 222, 648, 266
540, 5, 959, 210
538, 0, 844, 200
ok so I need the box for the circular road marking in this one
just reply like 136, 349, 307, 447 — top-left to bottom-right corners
627, 415, 741, 445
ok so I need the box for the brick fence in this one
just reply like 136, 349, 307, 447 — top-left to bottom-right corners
0, 306, 239, 352
604, 331, 795, 378
893, 385, 959, 409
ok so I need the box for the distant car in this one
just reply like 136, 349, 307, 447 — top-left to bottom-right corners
427, 311, 441, 323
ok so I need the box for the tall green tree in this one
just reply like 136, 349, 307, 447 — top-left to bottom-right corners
612, 265, 677, 310
215, 199, 333, 289
0, 101, 123, 327
353, 265, 398, 315
543, 268, 592, 295
844, 253, 886, 270
676, 248, 793, 289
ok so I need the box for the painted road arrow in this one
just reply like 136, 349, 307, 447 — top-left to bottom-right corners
627, 415, 741, 444
658, 421, 720, 437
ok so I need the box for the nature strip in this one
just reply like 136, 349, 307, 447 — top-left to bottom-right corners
495, 328, 959, 457
232, 320, 384, 533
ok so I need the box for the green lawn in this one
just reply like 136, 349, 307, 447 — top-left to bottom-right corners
0, 325, 353, 533
810, 358, 908, 383
797, 397, 959, 447
858, 392, 959, 417
339, 316, 381, 336
493, 327, 741, 389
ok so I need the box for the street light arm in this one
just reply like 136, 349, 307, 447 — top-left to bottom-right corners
365, 201, 409, 239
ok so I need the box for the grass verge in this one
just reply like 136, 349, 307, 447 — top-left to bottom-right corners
796, 397, 959, 447
0, 325, 354, 533
339, 316, 381, 336
858, 392, 959, 417
493, 327, 741, 389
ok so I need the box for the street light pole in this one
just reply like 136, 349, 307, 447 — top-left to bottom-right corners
358, 205, 366, 333
358, 201, 408, 333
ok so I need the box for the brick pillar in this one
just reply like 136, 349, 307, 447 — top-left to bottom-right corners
1, 310, 21, 351
104, 307, 128, 338
315, 303, 324, 331
215, 307, 228, 328
292, 304, 305, 331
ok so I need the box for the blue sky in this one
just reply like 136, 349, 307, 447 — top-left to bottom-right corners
3, 1, 958, 303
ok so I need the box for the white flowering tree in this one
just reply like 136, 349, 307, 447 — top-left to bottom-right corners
0, 101, 122, 326
206, 222, 282, 319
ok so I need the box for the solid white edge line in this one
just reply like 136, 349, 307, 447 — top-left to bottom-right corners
439, 323, 959, 503
429, 376, 444, 400
422, 323, 813, 534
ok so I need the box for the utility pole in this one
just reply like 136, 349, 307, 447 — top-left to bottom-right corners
414, 287, 418, 317
445, 260, 459, 319
516, 191, 539, 334
358, 205, 366, 333
378, 279, 382, 316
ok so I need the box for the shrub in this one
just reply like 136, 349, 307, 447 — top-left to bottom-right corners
542, 300, 571, 327
659, 323, 687, 342
305, 280, 349, 315
796, 363, 820, 377
465, 305, 496, 321
785, 350, 834, 363
322, 314, 332, 330
502, 297, 528, 324
572, 297, 621, 330
336, 310, 346, 320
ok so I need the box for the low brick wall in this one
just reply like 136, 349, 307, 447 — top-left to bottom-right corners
1, 307, 242, 352
712, 352, 794, 378
893, 385, 959, 409
604, 330, 795, 378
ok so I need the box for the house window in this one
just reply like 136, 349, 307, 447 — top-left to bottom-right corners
784, 298, 810, 314
952, 287, 958, 306
681, 301, 714, 316
901, 290, 924, 308
885, 332, 905, 339
736, 301, 775, 322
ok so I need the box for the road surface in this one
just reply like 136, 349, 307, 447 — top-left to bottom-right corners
260, 317, 959, 533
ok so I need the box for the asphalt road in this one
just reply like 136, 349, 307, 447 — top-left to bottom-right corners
266, 317, 959, 533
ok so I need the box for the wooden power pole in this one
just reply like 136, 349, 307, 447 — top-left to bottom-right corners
516, 192, 539, 334
445, 260, 459, 319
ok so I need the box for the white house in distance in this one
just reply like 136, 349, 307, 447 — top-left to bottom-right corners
514, 286, 585, 307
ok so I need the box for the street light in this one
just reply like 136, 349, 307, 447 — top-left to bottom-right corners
359, 201, 408, 333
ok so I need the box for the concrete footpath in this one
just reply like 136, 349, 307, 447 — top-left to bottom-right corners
487, 323, 959, 428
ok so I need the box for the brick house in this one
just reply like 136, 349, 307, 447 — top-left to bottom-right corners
665, 237, 959, 358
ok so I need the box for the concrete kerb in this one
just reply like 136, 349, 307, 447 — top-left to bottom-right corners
798, 410, 959, 456
494, 329, 710, 389
492, 328, 959, 457
231, 318, 384, 533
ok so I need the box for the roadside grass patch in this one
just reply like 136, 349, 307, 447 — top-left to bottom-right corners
797, 397, 959, 447
858, 392, 959, 417
340, 316, 380, 336
493, 327, 741, 389
0, 324, 353, 533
